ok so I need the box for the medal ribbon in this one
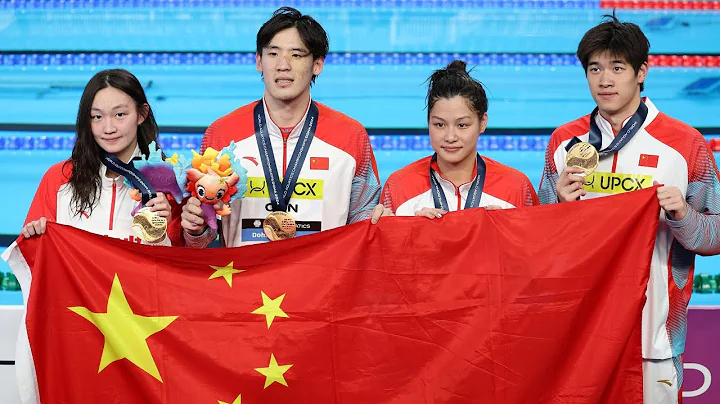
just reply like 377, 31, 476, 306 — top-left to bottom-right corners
101, 153, 156, 204
254, 99, 319, 212
430, 153, 487, 211
565, 101, 648, 158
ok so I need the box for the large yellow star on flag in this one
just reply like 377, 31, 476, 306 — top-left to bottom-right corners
209, 261, 246, 287
255, 353, 293, 388
251, 291, 289, 329
218, 394, 241, 404
68, 274, 178, 382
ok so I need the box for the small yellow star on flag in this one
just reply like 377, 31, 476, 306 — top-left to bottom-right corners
218, 394, 242, 404
68, 274, 178, 382
251, 291, 289, 329
255, 353, 293, 388
209, 261, 246, 287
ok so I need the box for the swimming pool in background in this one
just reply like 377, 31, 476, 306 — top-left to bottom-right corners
1, 130, 719, 308
1, 0, 719, 306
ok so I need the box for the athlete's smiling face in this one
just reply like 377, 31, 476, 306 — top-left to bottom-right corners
90, 86, 146, 163
428, 96, 488, 168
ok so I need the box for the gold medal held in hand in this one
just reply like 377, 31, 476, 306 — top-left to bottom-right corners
263, 211, 297, 241
132, 207, 168, 243
565, 142, 599, 176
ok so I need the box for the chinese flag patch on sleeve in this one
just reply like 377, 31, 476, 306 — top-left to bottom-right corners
639, 154, 659, 168
310, 157, 329, 170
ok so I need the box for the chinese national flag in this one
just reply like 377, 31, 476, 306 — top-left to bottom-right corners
4, 188, 660, 404
310, 156, 329, 170
639, 153, 659, 168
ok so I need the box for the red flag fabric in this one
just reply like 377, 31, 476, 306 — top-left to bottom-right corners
4, 187, 660, 404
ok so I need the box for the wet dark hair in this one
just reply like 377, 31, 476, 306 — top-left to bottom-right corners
576, 12, 650, 91
256, 6, 329, 84
66, 68, 159, 217
426, 60, 488, 121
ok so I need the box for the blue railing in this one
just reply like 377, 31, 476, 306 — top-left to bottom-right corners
0, 134, 553, 152
0, 0, 603, 9
0, 52, 586, 67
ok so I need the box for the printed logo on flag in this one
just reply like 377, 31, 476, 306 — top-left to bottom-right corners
585, 172, 653, 194
639, 154, 659, 168
310, 157, 329, 170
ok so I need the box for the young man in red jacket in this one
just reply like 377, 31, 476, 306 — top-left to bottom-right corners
540, 13, 720, 404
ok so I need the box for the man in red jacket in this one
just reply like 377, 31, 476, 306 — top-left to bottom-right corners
180, 7, 386, 247
540, 13, 720, 404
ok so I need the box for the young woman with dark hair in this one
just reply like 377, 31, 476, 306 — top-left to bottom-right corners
21, 69, 176, 245
379, 60, 538, 219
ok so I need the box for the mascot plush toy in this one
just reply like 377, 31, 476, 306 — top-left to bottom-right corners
125, 141, 186, 215
126, 141, 248, 234
183, 142, 248, 230
122, 141, 189, 241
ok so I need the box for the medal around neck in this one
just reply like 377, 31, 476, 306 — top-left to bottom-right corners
565, 142, 599, 176
132, 207, 168, 242
263, 211, 297, 241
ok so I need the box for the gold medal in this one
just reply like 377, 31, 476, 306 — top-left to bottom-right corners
132, 207, 168, 243
565, 142, 599, 176
262, 211, 297, 241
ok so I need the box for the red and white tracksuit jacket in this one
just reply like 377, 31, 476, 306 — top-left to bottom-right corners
23, 146, 182, 246
382, 155, 538, 214
184, 98, 381, 247
539, 97, 720, 360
